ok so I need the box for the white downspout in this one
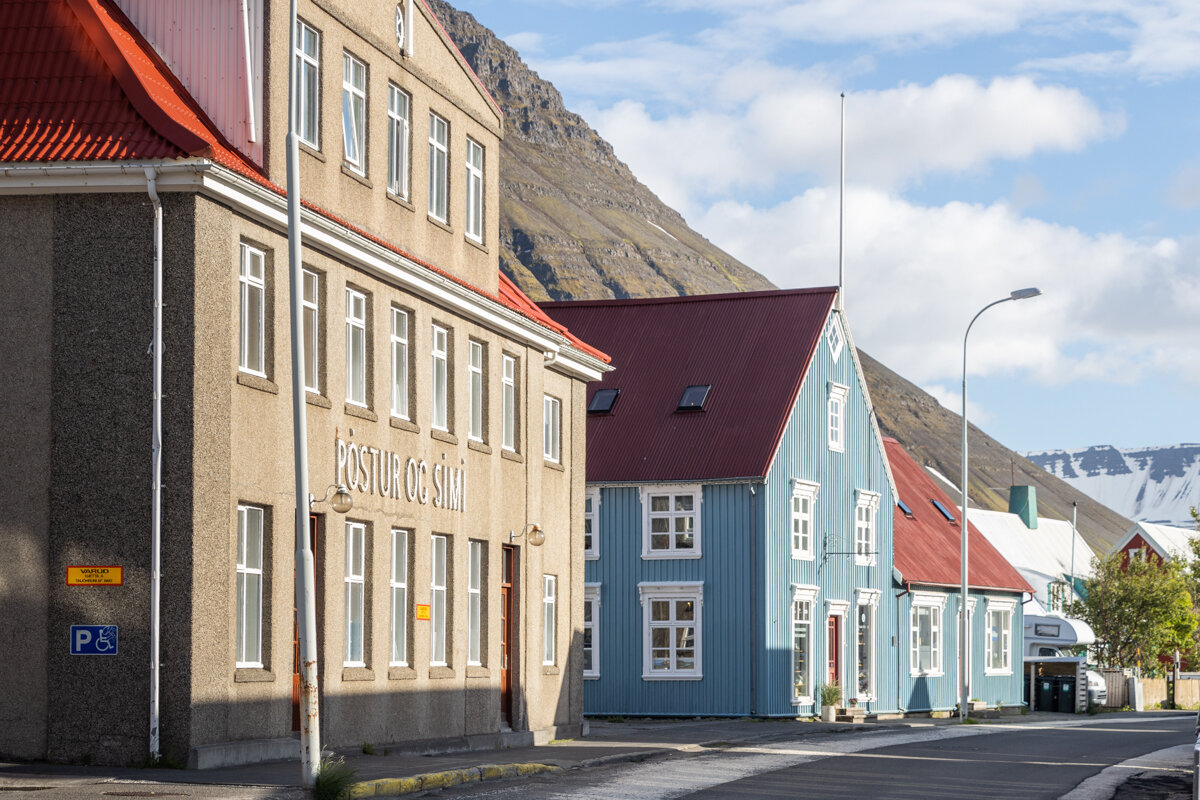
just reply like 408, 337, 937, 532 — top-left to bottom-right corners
145, 167, 163, 760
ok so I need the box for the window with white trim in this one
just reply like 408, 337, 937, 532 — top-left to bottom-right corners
543, 395, 561, 463
294, 20, 320, 148
389, 529, 409, 666
639, 582, 702, 679
341, 52, 366, 172
430, 534, 448, 666
390, 308, 409, 419
238, 243, 266, 376
828, 383, 848, 452
985, 599, 1015, 674
542, 574, 557, 665
468, 540, 483, 666
583, 584, 600, 678
790, 479, 819, 559
469, 340, 485, 442
432, 324, 449, 431
301, 269, 320, 394
344, 521, 366, 667
428, 112, 448, 221
236, 504, 265, 668
642, 485, 701, 558
387, 84, 410, 199
501, 354, 517, 451
910, 593, 946, 676
345, 288, 367, 406
584, 489, 600, 559
856, 589, 880, 700
827, 316, 844, 362
791, 585, 819, 703
855, 490, 880, 566
465, 138, 484, 242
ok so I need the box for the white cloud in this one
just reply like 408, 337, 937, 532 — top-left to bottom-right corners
1166, 160, 1200, 209
501, 30, 546, 54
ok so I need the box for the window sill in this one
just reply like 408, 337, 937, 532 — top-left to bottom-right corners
468, 439, 492, 455
467, 665, 490, 679
306, 393, 332, 409
910, 670, 944, 679
465, 235, 488, 254
300, 141, 324, 162
583, 673, 600, 680
641, 673, 703, 681
345, 403, 378, 422
234, 668, 275, 683
390, 416, 419, 434
584, 553, 599, 561
542, 665, 560, 676
341, 163, 371, 188
237, 372, 279, 395
386, 192, 414, 212
431, 429, 458, 446
427, 214, 452, 234
428, 666, 456, 680
792, 696, 813, 706
984, 668, 1012, 677
641, 550, 702, 560
388, 666, 417, 681
543, 460, 565, 472
791, 553, 815, 561
855, 559, 877, 568
501, 449, 524, 464
828, 445, 846, 454
341, 666, 375, 682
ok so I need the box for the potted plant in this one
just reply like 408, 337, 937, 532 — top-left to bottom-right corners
819, 682, 841, 722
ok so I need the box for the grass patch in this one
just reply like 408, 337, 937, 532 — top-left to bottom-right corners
312, 756, 357, 800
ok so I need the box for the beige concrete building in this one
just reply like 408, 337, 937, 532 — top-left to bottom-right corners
0, 0, 607, 768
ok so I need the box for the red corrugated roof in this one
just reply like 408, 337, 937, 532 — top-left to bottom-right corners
0, 0, 602, 363
540, 289, 837, 483
886, 437, 1031, 593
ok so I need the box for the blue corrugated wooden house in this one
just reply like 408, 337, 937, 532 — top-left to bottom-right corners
886, 437, 1032, 713
541, 289, 899, 717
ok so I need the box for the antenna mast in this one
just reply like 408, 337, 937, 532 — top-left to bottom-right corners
838, 92, 845, 311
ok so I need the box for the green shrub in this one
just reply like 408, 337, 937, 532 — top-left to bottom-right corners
819, 682, 841, 707
312, 756, 357, 800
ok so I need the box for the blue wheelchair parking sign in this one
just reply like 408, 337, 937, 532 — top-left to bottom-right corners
71, 625, 118, 655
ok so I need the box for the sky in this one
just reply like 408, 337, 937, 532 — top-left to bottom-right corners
464, 0, 1200, 455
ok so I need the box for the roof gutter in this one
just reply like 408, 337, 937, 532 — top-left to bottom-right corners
0, 161, 210, 192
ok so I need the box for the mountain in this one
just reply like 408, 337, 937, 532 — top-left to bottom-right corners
1024, 445, 1200, 528
431, 1, 1131, 554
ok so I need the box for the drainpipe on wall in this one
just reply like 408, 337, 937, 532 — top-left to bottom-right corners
749, 484, 757, 716
895, 584, 910, 714
145, 167, 163, 759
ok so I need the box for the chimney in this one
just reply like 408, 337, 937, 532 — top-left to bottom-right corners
1009, 485, 1038, 529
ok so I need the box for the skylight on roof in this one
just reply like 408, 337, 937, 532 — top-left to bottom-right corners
897, 499, 914, 517
588, 388, 620, 414
677, 384, 711, 411
931, 500, 956, 523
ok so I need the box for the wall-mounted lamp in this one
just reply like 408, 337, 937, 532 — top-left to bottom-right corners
509, 523, 545, 547
310, 484, 353, 514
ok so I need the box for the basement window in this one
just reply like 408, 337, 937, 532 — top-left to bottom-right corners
931, 500, 956, 523
588, 388, 620, 415
677, 384, 711, 412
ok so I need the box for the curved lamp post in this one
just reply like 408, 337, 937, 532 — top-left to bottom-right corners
959, 287, 1042, 721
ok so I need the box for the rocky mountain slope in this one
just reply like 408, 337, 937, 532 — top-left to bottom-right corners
1025, 445, 1200, 528
432, 1, 1131, 554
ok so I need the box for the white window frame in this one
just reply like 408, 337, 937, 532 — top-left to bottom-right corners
584, 488, 600, 560
428, 112, 448, 221
344, 521, 366, 667
984, 598, 1016, 675
301, 268, 319, 394
238, 243, 266, 377
542, 574, 557, 666
790, 479, 819, 560
828, 383, 849, 453
910, 592, 946, 677
389, 529, 409, 667
854, 490, 881, 566
465, 137, 484, 242
467, 540, 483, 666
501, 354, 516, 451
341, 52, 366, 173
791, 584, 820, 704
583, 583, 600, 678
390, 307, 409, 419
432, 324, 449, 431
294, 19, 320, 148
430, 534, 448, 666
640, 484, 702, 559
468, 340, 484, 442
855, 589, 880, 702
638, 582, 703, 680
345, 288, 367, 407
386, 83, 410, 199
236, 505, 265, 668
543, 395, 561, 463
827, 316, 844, 362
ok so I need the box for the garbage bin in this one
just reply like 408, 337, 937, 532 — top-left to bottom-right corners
1036, 677, 1056, 711
1057, 676, 1077, 713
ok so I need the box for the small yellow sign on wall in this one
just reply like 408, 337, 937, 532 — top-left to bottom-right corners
67, 566, 123, 586
415, 604, 431, 621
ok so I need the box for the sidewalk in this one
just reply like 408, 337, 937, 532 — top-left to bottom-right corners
0, 710, 1191, 797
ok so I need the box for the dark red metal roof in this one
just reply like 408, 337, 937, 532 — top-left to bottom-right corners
540, 289, 837, 483
886, 437, 1032, 593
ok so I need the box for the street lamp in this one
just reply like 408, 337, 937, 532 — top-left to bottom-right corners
959, 287, 1041, 721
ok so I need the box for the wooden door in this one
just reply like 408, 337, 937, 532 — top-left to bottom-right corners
500, 545, 515, 727
292, 515, 320, 731
827, 615, 840, 689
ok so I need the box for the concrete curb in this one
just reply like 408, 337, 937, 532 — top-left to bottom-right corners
348, 762, 562, 797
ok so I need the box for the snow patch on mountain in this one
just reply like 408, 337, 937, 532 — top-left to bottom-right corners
1024, 444, 1200, 528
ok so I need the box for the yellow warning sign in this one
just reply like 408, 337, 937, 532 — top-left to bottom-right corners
415, 604, 431, 621
67, 566, 123, 586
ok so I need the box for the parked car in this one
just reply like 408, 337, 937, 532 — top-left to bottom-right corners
1086, 670, 1107, 707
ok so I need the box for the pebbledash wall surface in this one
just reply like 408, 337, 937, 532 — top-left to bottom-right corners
0, 0, 608, 767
